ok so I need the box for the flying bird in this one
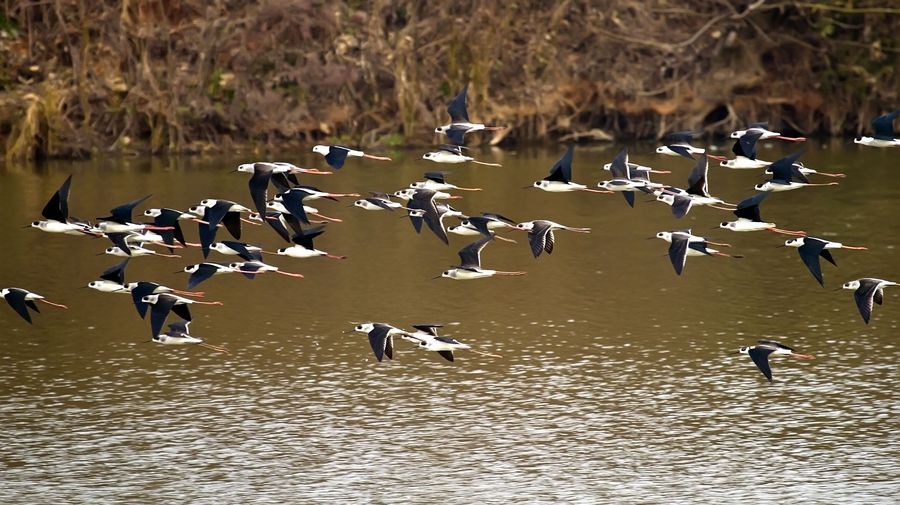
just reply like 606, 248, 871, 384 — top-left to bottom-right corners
312, 145, 392, 170
783, 236, 867, 286
1, 288, 67, 324
841, 278, 897, 324
719, 193, 805, 235
439, 234, 526, 280
735, 340, 814, 383
532, 145, 610, 193
853, 110, 899, 147
434, 84, 505, 145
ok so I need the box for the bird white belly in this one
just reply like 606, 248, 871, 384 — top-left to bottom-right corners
541, 182, 584, 192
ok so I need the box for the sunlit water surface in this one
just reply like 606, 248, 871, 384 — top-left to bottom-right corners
0, 142, 898, 503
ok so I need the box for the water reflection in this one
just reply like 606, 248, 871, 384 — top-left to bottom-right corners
0, 143, 898, 502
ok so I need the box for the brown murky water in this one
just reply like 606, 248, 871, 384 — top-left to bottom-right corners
0, 142, 898, 503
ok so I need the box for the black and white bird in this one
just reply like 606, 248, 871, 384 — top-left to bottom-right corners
854, 110, 899, 147
401, 324, 471, 362
764, 160, 845, 179
532, 145, 609, 193
352, 192, 403, 211
754, 151, 839, 192
191, 199, 256, 257
729, 121, 806, 142
422, 145, 501, 166
406, 189, 464, 245
439, 234, 526, 280
312, 145, 392, 170
719, 131, 768, 169
1, 288, 67, 324
783, 236, 867, 286
735, 340, 814, 383
142, 208, 198, 251
842, 278, 897, 324
128, 281, 218, 320
348, 323, 408, 362
514, 220, 591, 258
655, 131, 725, 161
87, 259, 131, 293
96, 195, 170, 234
277, 226, 346, 259
447, 212, 518, 242
719, 193, 805, 235
597, 147, 651, 207
434, 84, 504, 145
654, 155, 733, 218
657, 230, 742, 276
152, 320, 230, 354
30, 174, 94, 236
181, 263, 241, 289
409, 171, 482, 192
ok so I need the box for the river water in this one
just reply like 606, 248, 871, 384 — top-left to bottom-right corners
0, 142, 898, 503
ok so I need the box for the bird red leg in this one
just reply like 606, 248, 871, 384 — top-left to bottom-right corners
494, 271, 527, 276
362, 154, 392, 161
472, 160, 502, 167
469, 349, 504, 358
38, 299, 68, 309
706, 154, 727, 161
774, 136, 806, 142
579, 188, 614, 194
705, 241, 732, 248
294, 168, 332, 175
483, 126, 506, 131
454, 186, 483, 191
494, 235, 517, 244
171, 289, 205, 298
275, 270, 305, 278
768, 228, 806, 236
712, 252, 743, 259
324, 253, 347, 260
198, 342, 231, 354
144, 225, 175, 231
709, 205, 735, 211
310, 212, 343, 223
240, 217, 261, 225
789, 353, 815, 359
650, 170, 672, 174
328, 193, 361, 198
152, 251, 182, 258
814, 171, 846, 178
841, 245, 868, 250
805, 182, 840, 187
192, 300, 224, 306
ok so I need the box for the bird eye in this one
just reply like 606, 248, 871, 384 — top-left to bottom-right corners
31, 221, 40, 226
355, 325, 363, 330
720, 222, 728, 227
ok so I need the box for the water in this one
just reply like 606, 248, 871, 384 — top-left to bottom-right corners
0, 142, 898, 503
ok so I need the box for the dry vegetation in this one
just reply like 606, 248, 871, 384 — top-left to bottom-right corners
0, 0, 897, 160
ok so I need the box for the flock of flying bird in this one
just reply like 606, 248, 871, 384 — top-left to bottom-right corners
3, 83, 899, 382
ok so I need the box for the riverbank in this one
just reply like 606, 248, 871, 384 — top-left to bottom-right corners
1, 1, 897, 161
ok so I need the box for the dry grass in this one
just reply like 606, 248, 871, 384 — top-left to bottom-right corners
0, 0, 897, 159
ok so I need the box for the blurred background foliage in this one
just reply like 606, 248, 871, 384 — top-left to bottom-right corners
0, 0, 897, 160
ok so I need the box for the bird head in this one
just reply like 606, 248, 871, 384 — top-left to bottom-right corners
434, 126, 448, 134
422, 152, 437, 161
312, 145, 329, 155
783, 238, 804, 248
842, 280, 861, 290
515, 222, 535, 231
